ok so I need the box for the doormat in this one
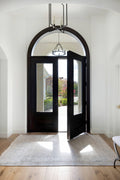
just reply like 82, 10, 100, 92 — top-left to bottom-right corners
0, 133, 118, 166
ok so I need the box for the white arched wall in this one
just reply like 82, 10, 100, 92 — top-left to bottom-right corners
0, 4, 120, 137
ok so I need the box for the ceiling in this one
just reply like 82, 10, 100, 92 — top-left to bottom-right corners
0, 0, 120, 13
6, 4, 109, 19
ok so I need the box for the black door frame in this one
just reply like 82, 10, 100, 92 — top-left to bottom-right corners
27, 26, 90, 133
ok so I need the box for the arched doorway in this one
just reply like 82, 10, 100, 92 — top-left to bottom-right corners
27, 26, 90, 140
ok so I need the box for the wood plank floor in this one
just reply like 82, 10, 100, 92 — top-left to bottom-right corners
0, 133, 120, 180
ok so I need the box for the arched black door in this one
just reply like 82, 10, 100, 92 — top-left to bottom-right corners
27, 26, 90, 137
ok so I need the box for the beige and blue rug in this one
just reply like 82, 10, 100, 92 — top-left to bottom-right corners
0, 133, 118, 166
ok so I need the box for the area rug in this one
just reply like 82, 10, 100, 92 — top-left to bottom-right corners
0, 133, 118, 166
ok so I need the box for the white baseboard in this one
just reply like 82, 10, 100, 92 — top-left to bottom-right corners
0, 128, 13, 138
91, 128, 114, 138
0, 129, 26, 138
0, 132, 8, 138
104, 132, 113, 138
12, 129, 26, 134
91, 128, 106, 135
7, 129, 13, 138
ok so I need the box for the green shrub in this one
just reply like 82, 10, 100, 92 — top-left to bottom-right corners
44, 98, 53, 111
74, 102, 78, 105
61, 98, 67, 106
58, 100, 61, 107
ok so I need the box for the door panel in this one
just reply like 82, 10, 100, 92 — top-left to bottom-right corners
28, 56, 58, 132
67, 51, 86, 140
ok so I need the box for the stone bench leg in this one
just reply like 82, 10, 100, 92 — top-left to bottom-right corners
113, 142, 120, 168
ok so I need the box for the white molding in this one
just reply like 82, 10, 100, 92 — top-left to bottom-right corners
0, 128, 13, 138
7, 129, 13, 138
91, 128, 114, 138
91, 128, 106, 135
0, 130, 26, 138
105, 132, 114, 138
12, 129, 26, 134
0, 132, 8, 138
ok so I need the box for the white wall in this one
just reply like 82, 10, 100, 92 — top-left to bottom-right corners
0, 14, 12, 138
106, 12, 120, 137
90, 11, 120, 137
0, 47, 8, 138
0, 5, 120, 138
0, 13, 28, 136
90, 14, 108, 134
8, 16, 27, 134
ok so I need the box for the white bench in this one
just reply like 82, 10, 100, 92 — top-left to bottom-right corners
112, 136, 120, 168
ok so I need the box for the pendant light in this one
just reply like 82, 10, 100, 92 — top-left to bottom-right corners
52, 32, 66, 56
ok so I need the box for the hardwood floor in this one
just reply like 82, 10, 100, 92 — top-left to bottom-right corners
0, 134, 18, 156
0, 133, 120, 180
0, 166, 120, 180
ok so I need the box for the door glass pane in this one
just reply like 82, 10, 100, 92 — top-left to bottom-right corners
36, 63, 53, 112
73, 60, 82, 115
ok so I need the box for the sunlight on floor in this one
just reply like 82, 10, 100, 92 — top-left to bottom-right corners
37, 142, 53, 151
60, 141, 71, 154
80, 145, 93, 153
37, 135, 94, 154
59, 133, 71, 154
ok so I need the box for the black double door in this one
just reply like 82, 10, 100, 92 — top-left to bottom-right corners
28, 51, 86, 140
